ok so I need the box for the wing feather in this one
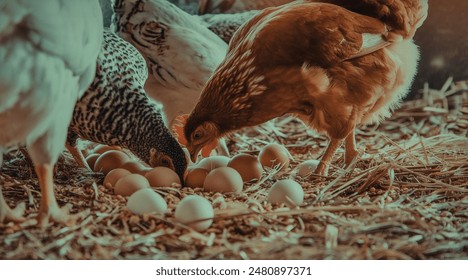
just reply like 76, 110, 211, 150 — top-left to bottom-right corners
234, 3, 394, 69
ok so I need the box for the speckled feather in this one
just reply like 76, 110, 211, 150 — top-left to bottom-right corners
200, 10, 259, 43
68, 30, 187, 180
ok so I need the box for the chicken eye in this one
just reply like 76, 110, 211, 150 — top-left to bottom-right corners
160, 158, 171, 167
193, 131, 203, 140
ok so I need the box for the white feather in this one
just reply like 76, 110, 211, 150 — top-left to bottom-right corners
114, 0, 227, 125
0, 0, 103, 164
349, 33, 391, 60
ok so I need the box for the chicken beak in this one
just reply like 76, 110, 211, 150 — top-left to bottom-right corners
187, 144, 202, 163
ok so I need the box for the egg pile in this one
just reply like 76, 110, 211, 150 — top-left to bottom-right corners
184, 143, 292, 192
85, 143, 313, 232
83, 144, 179, 215
184, 143, 308, 209
82, 144, 214, 231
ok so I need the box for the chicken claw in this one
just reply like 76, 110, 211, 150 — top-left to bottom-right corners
36, 203, 72, 228
316, 138, 343, 177
0, 153, 26, 223
315, 162, 329, 177
35, 164, 73, 228
344, 131, 358, 166
0, 192, 26, 223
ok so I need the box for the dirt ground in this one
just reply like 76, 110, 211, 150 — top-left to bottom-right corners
0, 80, 467, 260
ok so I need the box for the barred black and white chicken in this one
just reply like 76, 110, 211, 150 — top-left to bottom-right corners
68, 30, 187, 183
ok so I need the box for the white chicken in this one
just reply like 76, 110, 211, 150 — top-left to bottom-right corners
0, 0, 103, 226
112, 0, 230, 156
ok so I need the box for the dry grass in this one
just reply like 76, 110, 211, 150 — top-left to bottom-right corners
1, 79, 467, 260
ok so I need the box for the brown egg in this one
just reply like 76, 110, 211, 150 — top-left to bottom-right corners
120, 161, 147, 174
85, 153, 100, 170
175, 195, 214, 231
203, 167, 243, 193
114, 174, 150, 196
185, 168, 209, 188
268, 179, 304, 207
227, 154, 262, 182
93, 144, 122, 154
93, 150, 130, 174
127, 189, 167, 215
104, 168, 132, 189
295, 159, 320, 178
258, 143, 290, 171
145, 167, 181, 188
196, 156, 230, 171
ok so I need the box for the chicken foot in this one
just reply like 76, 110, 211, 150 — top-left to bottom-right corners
0, 187, 26, 224
344, 130, 358, 166
35, 164, 72, 228
0, 150, 26, 223
19, 147, 34, 167
316, 138, 342, 176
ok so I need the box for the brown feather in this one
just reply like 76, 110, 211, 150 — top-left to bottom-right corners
184, 0, 428, 173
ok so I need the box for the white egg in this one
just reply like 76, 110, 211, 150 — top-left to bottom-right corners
127, 188, 168, 215
203, 167, 243, 193
295, 159, 320, 178
196, 156, 230, 171
175, 195, 214, 231
268, 179, 304, 207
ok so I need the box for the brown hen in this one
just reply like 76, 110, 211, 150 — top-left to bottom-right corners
184, 0, 428, 176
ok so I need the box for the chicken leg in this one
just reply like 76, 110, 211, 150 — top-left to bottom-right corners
316, 138, 342, 176
19, 147, 34, 167
344, 130, 358, 166
35, 164, 70, 228
0, 152, 26, 223
0, 189, 25, 223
